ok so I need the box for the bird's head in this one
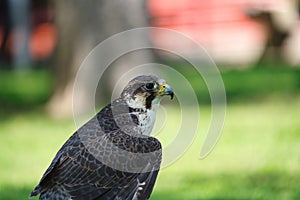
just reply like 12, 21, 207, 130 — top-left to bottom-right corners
121, 75, 174, 110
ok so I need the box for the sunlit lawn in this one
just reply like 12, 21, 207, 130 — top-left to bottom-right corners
153, 98, 300, 200
1, 96, 300, 199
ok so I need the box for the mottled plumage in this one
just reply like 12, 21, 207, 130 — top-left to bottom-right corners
30, 75, 174, 200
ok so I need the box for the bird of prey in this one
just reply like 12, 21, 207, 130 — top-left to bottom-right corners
30, 75, 174, 200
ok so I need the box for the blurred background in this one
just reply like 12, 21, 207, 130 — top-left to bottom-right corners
1, 0, 300, 199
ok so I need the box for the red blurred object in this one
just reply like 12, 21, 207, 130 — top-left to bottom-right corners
148, 0, 268, 64
0, 23, 57, 62
30, 23, 56, 60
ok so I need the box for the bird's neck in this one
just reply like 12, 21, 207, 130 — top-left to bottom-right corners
129, 105, 159, 136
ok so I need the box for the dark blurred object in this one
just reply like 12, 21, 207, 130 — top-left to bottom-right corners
247, 11, 289, 65
0, 0, 11, 66
247, 0, 300, 67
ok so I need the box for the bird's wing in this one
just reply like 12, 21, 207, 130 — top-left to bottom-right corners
135, 168, 160, 199
30, 116, 161, 199
115, 164, 160, 200
29, 133, 79, 197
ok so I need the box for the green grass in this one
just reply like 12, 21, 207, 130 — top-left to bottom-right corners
1, 98, 300, 199
0, 110, 74, 200
1, 66, 300, 199
152, 99, 300, 199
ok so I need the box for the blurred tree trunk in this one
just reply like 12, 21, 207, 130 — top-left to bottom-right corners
48, 0, 155, 118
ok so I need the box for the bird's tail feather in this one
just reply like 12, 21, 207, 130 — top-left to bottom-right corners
29, 185, 42, 198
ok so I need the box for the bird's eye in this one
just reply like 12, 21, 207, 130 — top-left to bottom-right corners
144, 82, 156, 90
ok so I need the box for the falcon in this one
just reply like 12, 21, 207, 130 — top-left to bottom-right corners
30, 75, 174, 200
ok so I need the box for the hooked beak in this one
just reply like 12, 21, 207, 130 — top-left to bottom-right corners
158, 84, 174, 99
